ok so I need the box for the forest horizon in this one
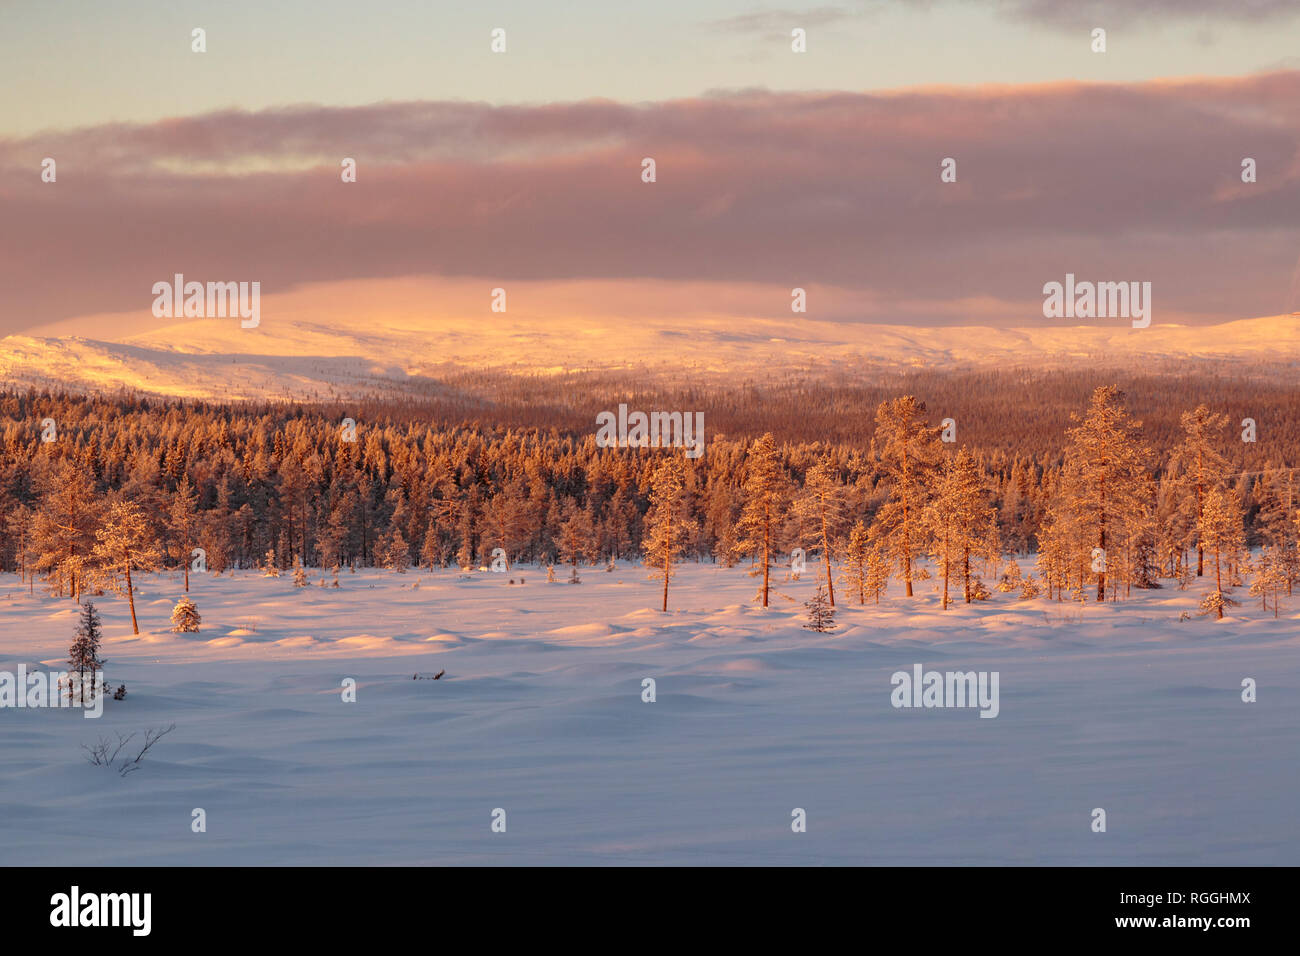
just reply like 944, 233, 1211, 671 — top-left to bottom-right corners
5, 365, 1296, 624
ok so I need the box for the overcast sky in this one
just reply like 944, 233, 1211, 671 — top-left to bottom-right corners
2, 1, 1299, 336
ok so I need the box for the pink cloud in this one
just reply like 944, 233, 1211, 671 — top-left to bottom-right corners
2, 72, 1299, 333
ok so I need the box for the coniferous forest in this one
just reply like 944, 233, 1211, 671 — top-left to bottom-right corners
4, 368, 1297, 621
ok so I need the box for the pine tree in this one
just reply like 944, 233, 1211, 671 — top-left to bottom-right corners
455, 486, 480, 570
482, 484, 529, 571
1175, 405, 1230, 577
30, 464, 99, 600
997, 558, 1023, 592
864, 545, 891, 605
709, 485, 739, 568
733, 433, 787, 607
558, 503, 593, 584
419, 526, 442, 570
839, 520, 871, 605
925, 456, 962, 610
643, 456, 697, 612
262, 549, 281, 577
923, 449, 994, 608
8, 504, 34, 594
1250, 547, 1287, 618
1253, 468, 1296, 551
292, 553, 309, 587
68, 602, 105, 701
91, 499, 162, 635
200, 477, 234, 574
1197, 486, 1243, 620
1280, 535, 1300, 598
379, 528, 409, 572
168, 475, 200, 592
976, 512, 1004, 596
871, 397, 942, 597
795, 456, 847, 606
1053, 386, 1150, 602
804, 583, 836, 632
1035, 471, 1075, 600
170, 595, 201, 632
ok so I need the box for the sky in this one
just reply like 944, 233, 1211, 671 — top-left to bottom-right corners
2, 0, 1300, 338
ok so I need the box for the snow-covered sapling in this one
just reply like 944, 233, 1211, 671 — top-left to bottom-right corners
171, 596, 201, 632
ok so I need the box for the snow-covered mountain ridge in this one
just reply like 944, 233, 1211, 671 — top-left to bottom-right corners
2, 313, 1296, 401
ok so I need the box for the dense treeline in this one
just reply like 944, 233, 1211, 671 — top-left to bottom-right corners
1, 381, 1296, 620
325, 363, 1300, 459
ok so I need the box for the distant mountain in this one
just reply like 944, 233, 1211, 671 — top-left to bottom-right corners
2, 313, 1297, 401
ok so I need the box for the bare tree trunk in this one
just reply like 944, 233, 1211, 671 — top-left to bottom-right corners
901, 445, 913, 597
662, 511, 671, 613
1214, 548, 1224, 620
761, 505, 770, 607
1096, 470, 1107, 602
941, 530, 950, 610
1195, 456, 1204, 576
125, 557, 139, 635
821, 508, 835, 607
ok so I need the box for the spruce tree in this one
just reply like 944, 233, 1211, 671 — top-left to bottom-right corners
733, 433, 787, 607
804, 583, 836, 632
68, 602, 105, 701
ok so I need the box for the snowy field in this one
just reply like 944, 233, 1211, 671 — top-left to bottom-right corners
0, 563, 1295, 866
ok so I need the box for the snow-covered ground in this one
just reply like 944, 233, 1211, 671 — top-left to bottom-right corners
0, 563, 1295, 865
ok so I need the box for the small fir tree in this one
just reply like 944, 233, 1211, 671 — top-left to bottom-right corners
804, 583, 836, 632
68, 602, 105, 701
